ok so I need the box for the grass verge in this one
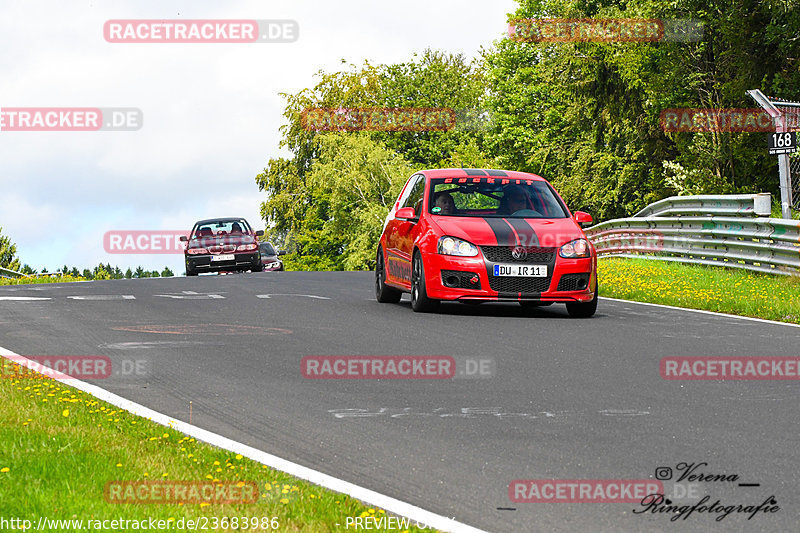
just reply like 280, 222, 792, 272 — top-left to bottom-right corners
0, 274, 86, 286
0, 369, 434, 532
598, 256, 800, 324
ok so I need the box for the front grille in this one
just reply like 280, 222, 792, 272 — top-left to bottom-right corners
441, 270, 481, 290
557, 273, 590, 292
488, 276, 552, 294
481, 246, 555, 264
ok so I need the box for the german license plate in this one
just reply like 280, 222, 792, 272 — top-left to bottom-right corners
211, 254, 235, 262
493, 264, 547, 277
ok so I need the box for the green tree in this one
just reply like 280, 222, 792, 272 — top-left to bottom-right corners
256, 50, 492, 270
0, 227, 21, 271
161, 267, 174, 277
484, 0, 800, 220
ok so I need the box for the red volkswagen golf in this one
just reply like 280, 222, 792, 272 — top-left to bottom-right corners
375, 168, 598, 317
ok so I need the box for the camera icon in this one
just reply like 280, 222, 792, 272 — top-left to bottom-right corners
655, 467, 673, 481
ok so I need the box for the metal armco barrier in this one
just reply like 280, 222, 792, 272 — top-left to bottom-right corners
0, 266, 26, 279
633, 193, 772, 217
586, 194, 800, 276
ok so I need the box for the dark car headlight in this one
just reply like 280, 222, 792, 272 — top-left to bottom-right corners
559, 239, 591, 258
437, 236, 478, 257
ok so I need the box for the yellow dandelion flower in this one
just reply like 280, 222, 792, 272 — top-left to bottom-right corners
62, 409, 69, 417
280, 498, 289, 504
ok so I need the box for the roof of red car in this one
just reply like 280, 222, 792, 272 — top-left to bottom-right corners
418, 168, 546, 181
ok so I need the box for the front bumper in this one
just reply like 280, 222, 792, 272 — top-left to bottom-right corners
423, 252, 595, 302
186, 252, 260, 272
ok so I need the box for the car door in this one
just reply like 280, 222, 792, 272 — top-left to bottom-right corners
385, 174, 425, 286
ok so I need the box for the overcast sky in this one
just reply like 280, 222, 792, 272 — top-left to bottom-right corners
0, 0, 518, 274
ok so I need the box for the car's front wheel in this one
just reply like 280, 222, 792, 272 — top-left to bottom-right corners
566, 279, 598, 318
186, 269, 198, 277
411, 253, 439, 313
375, 247, 401, 303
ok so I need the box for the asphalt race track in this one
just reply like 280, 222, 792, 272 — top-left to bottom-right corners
1, 272, 797, 532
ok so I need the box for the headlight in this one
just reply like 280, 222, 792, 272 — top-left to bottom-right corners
266, 261, 282, 269
187, 247, 208, 255
559, 239, 591, 258
437, 236, 478, 257
236, 243, 258, 252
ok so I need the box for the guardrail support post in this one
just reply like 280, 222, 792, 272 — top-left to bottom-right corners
778, 155, 793, 219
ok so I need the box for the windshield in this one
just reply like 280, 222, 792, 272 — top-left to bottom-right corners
192, 219, 252, 239
259, 243, 276, 255
428, 177, 568, 218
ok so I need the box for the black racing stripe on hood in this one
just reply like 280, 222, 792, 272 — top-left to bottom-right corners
482, 218, 517, 247
505, 218, 540, 247
464, 169, 488, 176
485, 169, 508, 177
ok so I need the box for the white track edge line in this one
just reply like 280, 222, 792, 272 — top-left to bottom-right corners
600, 296, 800, 329
0, 346, 488, 533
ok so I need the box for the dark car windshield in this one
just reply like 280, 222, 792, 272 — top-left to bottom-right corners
428, 177, 568, 218
259, 243, 276, 255
192, 219, 252, 238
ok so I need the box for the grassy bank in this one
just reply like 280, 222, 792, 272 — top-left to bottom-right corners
0, 274, 86, 286
0, 369, 433, 532
598, 256, 800, 324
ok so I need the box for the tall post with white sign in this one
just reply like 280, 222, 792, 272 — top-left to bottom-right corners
747, 89, 795, 219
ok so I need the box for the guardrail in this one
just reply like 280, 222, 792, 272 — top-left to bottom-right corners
586, 194, 800, 276
0, 266, 26, 279
633, 193, 772, 217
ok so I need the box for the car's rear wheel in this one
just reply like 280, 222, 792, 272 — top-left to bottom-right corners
186, 269, 198, 277
566, 279, 598, 318
375, 247, 401, 303
411, 253, 439, 313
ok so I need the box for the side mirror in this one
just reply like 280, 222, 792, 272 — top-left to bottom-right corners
574, 211, 593, 226
277, 250, 287, 256
179, 235, 188, 242
395, 207, 416, 220
255, 230, 264, 237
